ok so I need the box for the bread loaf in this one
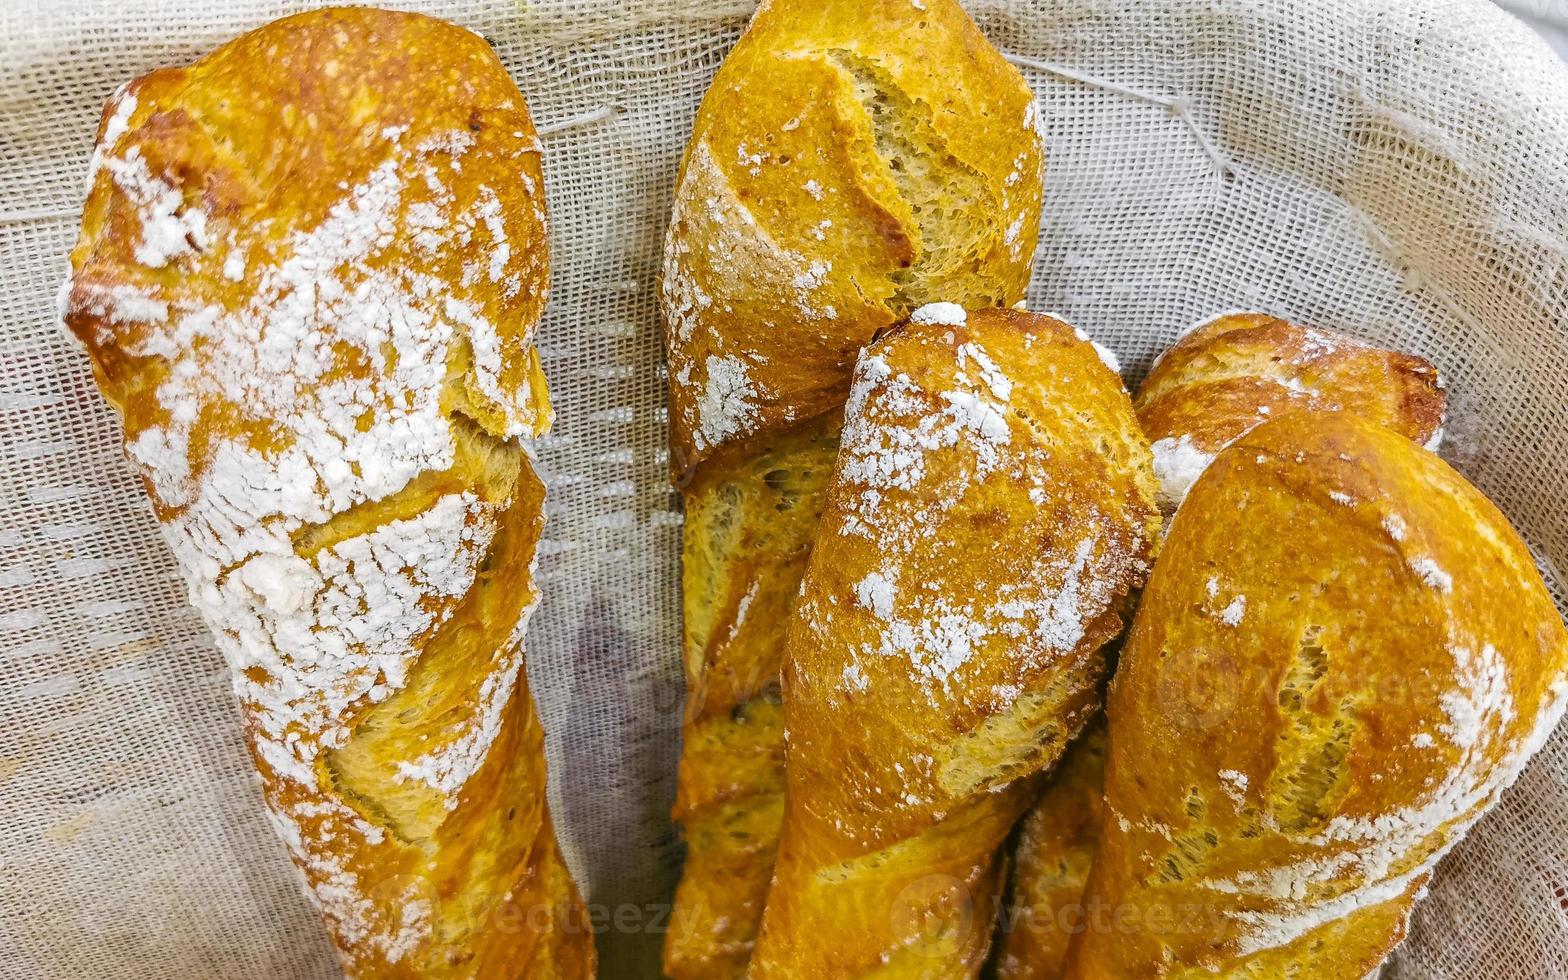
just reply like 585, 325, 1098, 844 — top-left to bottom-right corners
993, 722, 1106, 980
669, 412, 841, 976
1138, 312, 1446, 511
995, 314, 1448, 979
749, 307, 1160, 977
660, 1, 1045, 973
1062, 413, 1568, 977
61, 10, 592, 976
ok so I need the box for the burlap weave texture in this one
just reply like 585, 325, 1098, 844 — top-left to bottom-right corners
2, 1, 1565, 976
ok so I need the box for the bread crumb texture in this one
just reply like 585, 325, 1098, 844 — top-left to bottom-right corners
660, 0, 1045, 478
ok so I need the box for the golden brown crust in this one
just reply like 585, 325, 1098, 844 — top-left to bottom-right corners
994, 722, 1107, 980
1063, 413, 1568, 978
661, 2, 1045, 973
750, 308, 1160, 977
997, 316, 1453, 980
63, 9, 590, 977
660, 0, 1044, 481
70, 9, 553, 443
678, 412, 845, 729
665, 415, 840, 978
1136, 312, 1446, 511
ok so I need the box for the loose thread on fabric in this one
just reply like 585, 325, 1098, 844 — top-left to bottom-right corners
1349, 205, 1493, 342
538, 103, 619, 138
1003, 52, 1236, 179
0, 206, 82, 224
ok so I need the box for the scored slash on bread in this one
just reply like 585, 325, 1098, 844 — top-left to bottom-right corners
1063, 414, 1568, 977
660, 1, 1046, 975
61, 9, 591, 977
749, 307, 1160, 977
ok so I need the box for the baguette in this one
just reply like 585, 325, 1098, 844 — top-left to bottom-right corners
660, 1, 1045, 973
995, 314, 1449, 979
61, 10, 592, 976
993, 721, 1105, 980
1062, 413, 1568, 978
1139, 312, 1446, 511
749, 307, 1160, 977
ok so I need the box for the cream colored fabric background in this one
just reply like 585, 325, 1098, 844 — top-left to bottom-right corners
2, 0, 1566, 976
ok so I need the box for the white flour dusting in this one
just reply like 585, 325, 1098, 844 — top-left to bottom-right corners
1218, 768, 1250, 805
91, 89, 136, 168
854, 570, 896, 620
104, 148, 211, 268
824, 325, 1148, 699
1151, 434, 1216, 511
910, 302, 968, 327
957, 342, 1014, 401
65, 114, 548, 956
1219, 595, 1246, 626
1206, 632, 1566, 960
1409, 556, 1454, 592
842, 661, 870, 693
1073, 325, 1122, 375
694, 354, 761, 452
1384, 514, 1409, 541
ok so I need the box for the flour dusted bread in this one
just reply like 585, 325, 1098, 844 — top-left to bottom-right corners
1139, 312, 1445, 511
1062, 413, 1568, 978
660, 1, 1044, 974
662, 0, 1045, 479
997, 315, 1450, 979
748, 307, 1159, 977
62, 9, 591, 976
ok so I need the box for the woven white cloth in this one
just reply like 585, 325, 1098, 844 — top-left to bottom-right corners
2, 1, 1566, 977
